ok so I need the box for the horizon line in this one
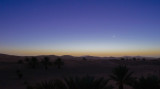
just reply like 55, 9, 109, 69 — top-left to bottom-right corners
0, 53, 159, 58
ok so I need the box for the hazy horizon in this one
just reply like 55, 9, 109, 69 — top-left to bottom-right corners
1, 52, 160, 58
1, 0, 160, 57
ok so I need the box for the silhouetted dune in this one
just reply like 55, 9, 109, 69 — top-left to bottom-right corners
0, 53, 158, 62
0, 53, 23, 62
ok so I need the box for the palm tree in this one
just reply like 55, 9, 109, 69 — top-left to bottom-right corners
41, 57, 52, 70
120, 58, 125, 61
54, 58, 64, 69
17, 59, 24, 64
64, 75, 113, 89
29, 57, 39, 69
142, 58, 146, 61
131, 75, 160, 89
28, 79, 66, 89
26, 76, 113, 89
110, 65, 134, 89
83, 57, 87, 61
17, 59, 23, 69
25, 57, 30, 63
16, 69, 23, 79
133, 58, 136, 61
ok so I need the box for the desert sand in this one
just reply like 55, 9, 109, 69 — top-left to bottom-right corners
0, 54, 160, 89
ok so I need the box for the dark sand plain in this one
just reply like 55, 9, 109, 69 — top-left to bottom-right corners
0, 54, 160, 89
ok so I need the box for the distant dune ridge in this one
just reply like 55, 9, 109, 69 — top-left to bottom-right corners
0, 53, 158, 62
0, 53, 23, 62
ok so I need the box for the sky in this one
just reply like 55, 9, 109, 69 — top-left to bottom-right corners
0, 0, 160, 57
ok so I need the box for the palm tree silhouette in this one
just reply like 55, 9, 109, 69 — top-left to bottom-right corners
17, 59, 23, 64
83, 57, 87, 61
30, 76, 113, 89
54, 58, 64, 69
110, 65, 134, 89
16, 69, 23, 79
17, 59, 23, 69
64, 75, 113, 89
25, 57, 30, 63
131, 75, 160, 89
41, 57, 52, 70
29, 79, 66, 89
29, 57, 39, 69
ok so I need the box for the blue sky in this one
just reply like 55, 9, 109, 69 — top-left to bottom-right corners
0, 0, 160, 57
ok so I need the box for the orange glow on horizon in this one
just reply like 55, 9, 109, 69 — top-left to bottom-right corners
1, 49, 160, 57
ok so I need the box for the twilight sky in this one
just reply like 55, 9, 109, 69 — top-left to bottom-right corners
0, 0, 160, 57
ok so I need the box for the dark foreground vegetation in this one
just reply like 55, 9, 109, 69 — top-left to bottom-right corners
25, 65, 160, 89
0, 55, 160, 89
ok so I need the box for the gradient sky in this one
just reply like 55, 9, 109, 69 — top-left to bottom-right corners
0, 0, 160, 57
